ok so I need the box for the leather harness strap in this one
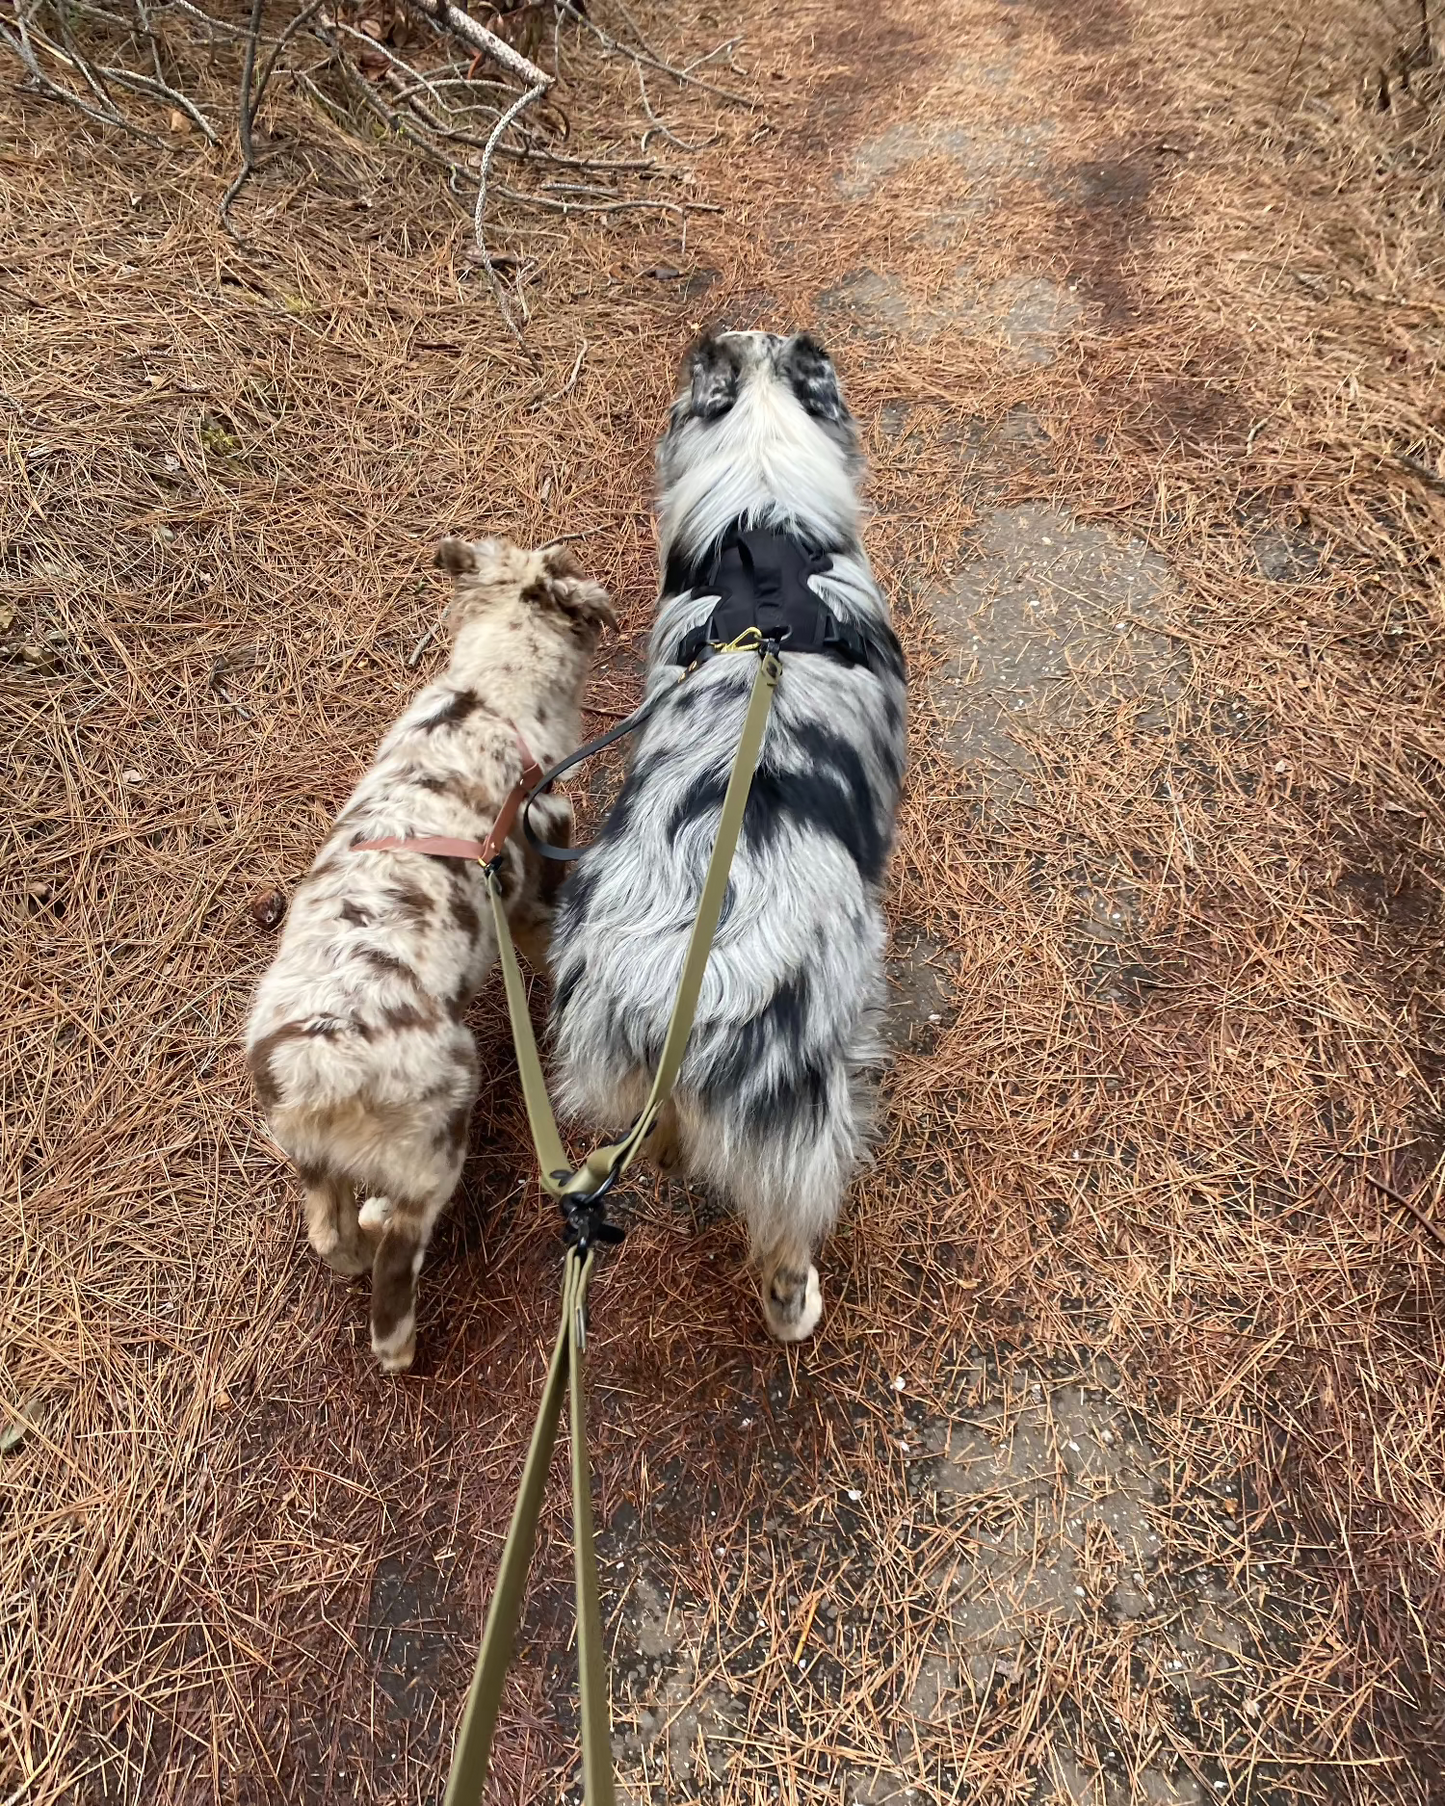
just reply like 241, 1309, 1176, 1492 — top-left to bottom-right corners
350, 728, 543, 867
347, 833, 492, 861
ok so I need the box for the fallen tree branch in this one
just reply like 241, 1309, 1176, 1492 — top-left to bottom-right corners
336, 18, 455, 112
251, 0, 326, 118
397, 0, 554, 341
1, 5, 166, 142
103, 60, 218, 140
4, 0, 729, 338
400, 0, 551, 96
321, 53, 473, 184
155, 0, 284, 43
473, 77, 549, 340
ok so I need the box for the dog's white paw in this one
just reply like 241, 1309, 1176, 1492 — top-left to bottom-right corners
766, 1264, 823, 1343
358, 1194, 393, 1232
792, 1265, 824, 1340
372, 1318, 416, 1374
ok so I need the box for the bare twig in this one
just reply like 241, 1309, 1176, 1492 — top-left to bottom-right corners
102, 61, 219, 140
49, 0, 125, 115
154, 0, 283, 42
1164, 775, 1197, 872
473, 79, 549, 341
387, 71, 513, 109
637, 65, 718, 153
1364, 1168, 1445, 1253
683, 36, 746, 76
406, 623, 442, 669
1393, 449, 1445, 496
131, 0, 167, 88
392, 0, 553, 339
500, 142, 664, 173
600, 0, 662, 63
0, 11, 165, 143
64, 0, 147, 28
321, 56, 473, 185
496, 181, 719, 220
557, 0, 752, 107
251, 0, 327, 116
336, 20, 452, 110
400, 0, 551, 94
530, 339, 587, 410
219, 0, 268, 241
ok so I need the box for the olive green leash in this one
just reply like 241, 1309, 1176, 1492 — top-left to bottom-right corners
444, 637, 782, 1805
441, 1245, 603, 1806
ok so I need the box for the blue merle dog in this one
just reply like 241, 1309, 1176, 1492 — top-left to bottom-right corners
549, 331, 907, 1340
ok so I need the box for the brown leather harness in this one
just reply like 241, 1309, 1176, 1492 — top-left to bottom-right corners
349, 727, 543, 868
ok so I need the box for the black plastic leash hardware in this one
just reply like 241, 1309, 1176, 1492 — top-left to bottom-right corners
552, 1164, 627, 1262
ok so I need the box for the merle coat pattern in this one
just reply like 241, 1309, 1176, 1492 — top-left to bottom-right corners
245, 538, 613, 1372
549, 331, 907, 1340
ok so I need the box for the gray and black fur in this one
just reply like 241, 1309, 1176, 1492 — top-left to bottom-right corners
549, 331, 907, 1340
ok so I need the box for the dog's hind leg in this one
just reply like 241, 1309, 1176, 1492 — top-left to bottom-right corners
756, 1232, 825, 1343
367, 1072, 476, 1374
374, 1173, 462, 1366
711, 1064, 865, 1344
727, 1162, 836, 1344
302, 1171, 371, 1276
370, 1209, 429, 1375
367, 1164, 465, 1374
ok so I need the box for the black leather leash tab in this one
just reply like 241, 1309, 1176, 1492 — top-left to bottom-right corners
522, 694, 660, 863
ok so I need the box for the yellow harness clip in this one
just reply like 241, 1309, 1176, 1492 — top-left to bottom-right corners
713, 625, 764, 654
681, 623, 766, 681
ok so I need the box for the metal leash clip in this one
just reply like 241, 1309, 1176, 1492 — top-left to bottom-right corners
682, 621, 779, 678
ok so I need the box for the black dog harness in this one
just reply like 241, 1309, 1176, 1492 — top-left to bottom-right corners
674, 526, 874, 670
523, 526, 881, 865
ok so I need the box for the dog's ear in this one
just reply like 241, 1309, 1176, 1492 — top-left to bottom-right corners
552, 578, 616, 634
540, 542, 585, 582
780, 333, 849, 426
434, 536, 479, 574
525, 559, 616, 635
534, 545, 613, 630
684, 333, 742, 422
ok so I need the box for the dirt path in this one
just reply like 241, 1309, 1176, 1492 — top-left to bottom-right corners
580, 5, 1445, 1802
6, 0, 1445, 1801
